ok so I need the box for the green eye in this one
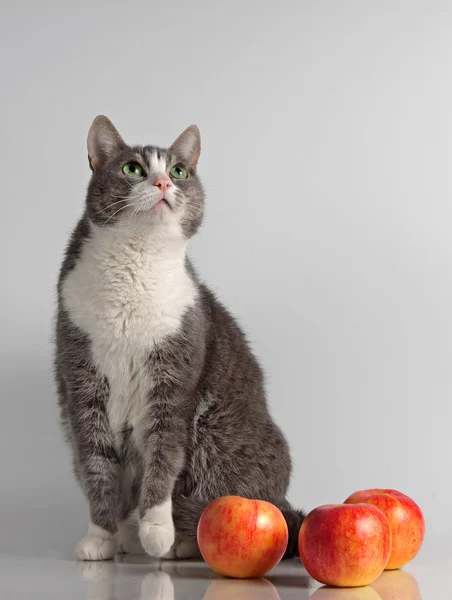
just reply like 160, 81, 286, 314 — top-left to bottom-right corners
123, 162, 143, 177
170, 165, 188, 179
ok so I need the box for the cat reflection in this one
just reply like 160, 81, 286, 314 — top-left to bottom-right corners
76, 561, 282, 600
77, 562, 174, 600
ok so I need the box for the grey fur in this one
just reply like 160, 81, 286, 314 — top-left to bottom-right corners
54, 117, 304, 560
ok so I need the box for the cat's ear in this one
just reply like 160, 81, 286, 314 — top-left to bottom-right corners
87, 115, 125, 171
170, 125, 201, 168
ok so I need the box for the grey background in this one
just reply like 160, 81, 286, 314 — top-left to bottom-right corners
1, 0, 450, 560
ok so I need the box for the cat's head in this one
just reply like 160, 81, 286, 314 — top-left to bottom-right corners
86, 116, 204, 238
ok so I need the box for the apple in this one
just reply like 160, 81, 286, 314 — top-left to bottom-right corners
344, 489, 425, 570
197, 496, 288, 578
298, 504, 391, 587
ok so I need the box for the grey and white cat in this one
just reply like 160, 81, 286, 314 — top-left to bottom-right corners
54, 116, 304, 561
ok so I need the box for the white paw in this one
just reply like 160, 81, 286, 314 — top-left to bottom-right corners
161, 539, 201, 560
139, 518, 175, 558
75, 536, 116, 561
174, 539, 201, 559
139, 500, 175, 558
141, 572, 174, 600
116, 521, 145, 554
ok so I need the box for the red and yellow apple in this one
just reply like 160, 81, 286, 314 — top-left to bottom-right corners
344, 489, 425, 570
197, 496, 288, 578
298, 503, 391, 587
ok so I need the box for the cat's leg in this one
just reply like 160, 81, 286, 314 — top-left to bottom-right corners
138, 396, 187, 558
65, 369, 119, 561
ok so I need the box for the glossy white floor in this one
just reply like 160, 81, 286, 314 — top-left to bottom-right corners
0, 551, 449, 600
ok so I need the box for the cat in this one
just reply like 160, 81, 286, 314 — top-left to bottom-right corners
54, 116, 304, 561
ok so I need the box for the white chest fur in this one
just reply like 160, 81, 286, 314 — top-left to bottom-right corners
62, 220, 197, 446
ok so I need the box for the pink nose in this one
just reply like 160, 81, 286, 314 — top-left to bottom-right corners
153, 175, 172, 192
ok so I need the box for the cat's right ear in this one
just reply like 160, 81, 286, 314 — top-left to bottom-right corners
170, 125, 201, 168
87, 116, 125, 171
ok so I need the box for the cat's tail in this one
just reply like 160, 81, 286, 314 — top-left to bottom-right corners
277, 501, 305, 559
173, 496, 305, 560
172, 496, 210, 537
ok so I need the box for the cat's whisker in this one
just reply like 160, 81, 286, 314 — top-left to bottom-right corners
96, 199, 128, 214
102, 203, 134, 226
109, 193, 134, 200
126, 209, 138, 231
126, 202, 143, 231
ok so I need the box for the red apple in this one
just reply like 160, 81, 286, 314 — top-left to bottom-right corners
298, 504, 391, 587
197, 496, 288, 578
344, 489, 425, 570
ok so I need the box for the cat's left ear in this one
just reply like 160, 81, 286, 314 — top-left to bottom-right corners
87, 115, 126, 171
170, 125, 201, 168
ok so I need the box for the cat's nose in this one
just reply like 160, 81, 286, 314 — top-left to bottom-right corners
153, 175, 172, 192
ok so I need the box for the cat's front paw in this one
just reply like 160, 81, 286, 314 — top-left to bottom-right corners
139, 513, 175, 558
75, 536, 116, 561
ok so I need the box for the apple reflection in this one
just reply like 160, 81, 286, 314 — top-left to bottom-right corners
203, 577, 281, 600
310, 568, 422, 600
371, 569, 422, 600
